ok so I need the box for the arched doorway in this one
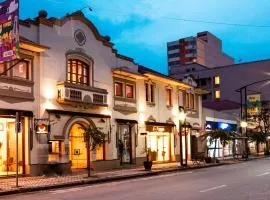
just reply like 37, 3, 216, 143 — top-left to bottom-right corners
69, 123, 87, 169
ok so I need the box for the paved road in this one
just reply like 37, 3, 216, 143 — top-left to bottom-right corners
3, 158, 270, 200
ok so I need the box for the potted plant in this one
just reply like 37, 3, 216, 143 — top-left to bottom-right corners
143, 148, 153, 171
204, 156, 212, 163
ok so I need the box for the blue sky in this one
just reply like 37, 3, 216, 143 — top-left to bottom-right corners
16, 0, 270, 74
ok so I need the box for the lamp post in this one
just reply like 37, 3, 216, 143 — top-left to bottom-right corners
240, 121, 248, 158
236, 79, 270, 159
179, 109, 187, 166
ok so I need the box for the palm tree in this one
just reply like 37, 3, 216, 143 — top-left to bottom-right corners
202, 130, 236, 161
79, 125, 106, 177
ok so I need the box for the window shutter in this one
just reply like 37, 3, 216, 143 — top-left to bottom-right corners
182, 91, 186, 108
195, 94, 199, 111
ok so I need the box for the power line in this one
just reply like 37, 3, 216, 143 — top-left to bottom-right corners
86, 5, 270, 28
162, 17, 270, 28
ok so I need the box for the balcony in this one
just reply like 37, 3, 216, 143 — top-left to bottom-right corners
0, 76, 34, 103
114, 97, 137, 114
57, 82, 108, 107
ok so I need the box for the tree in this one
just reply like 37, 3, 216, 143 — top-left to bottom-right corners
248, 131, 267, 155
79, 126, 106, 177
202, 130, 236, 160
248, 102, 270, 154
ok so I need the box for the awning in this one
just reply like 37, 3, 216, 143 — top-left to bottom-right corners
115, 119, 138, 124
0, 108, 33, 117
145, 121, 176, 127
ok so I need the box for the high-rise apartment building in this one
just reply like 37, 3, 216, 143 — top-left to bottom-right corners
167, 31, 234, 74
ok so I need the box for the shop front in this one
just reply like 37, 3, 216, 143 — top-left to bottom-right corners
205, 120, 237, 158
43, 110, 112, 174
145, 122, 175, 163
116, 119, 137, 165
0, 109, 32, 176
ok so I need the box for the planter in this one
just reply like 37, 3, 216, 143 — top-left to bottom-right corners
143, 161, 153, 171
204, 157, 212, 163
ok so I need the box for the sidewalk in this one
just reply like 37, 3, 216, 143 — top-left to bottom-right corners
0, 159, 252, 196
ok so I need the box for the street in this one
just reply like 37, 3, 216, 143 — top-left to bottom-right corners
3, 158, 270, 200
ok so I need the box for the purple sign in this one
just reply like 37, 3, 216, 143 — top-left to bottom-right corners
0, 0, 19, 62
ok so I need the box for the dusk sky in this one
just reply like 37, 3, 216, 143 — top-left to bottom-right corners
19, 0, 270, 74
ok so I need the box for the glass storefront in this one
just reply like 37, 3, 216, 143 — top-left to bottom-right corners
117, 124, 132, 164
147, 132, 171, 162
0, 117, 23, 176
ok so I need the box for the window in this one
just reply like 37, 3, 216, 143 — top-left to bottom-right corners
202, 94, 207, 100
67, 59, 90, 85
114, 79, 136, 100
168, 45, 179, 51
168, 53, 180, 59
115, 82, 123, 97
215, 90, 221, 100
190, 94, 195, 109
166, 88, 172, 107
96, 144, 104, 160
150, 84, 155, 103
12, 61, 29, 79
145, 82, 155, 103
48, 141, 61, 162
145, 83, 149, 102
0, 63, 5, 75
126, 84, 134, 99
185, 93, 190, 108
214, 76, 220, 85
200, 79, 207, 86
0, 59, 31, 80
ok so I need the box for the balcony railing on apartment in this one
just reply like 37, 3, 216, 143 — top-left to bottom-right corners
57, 82, 108, 107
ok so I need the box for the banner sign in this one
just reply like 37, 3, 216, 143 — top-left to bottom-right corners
0, 0, 19, 62
247, 93, 261, 116
205, 121, 237, 132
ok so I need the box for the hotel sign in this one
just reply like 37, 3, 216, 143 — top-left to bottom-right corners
34, 118, 50, 134
0, 0, 19, 62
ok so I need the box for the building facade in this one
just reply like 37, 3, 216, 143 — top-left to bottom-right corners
170, 60, 270, 104
0, 11, 205, 176
167, 31, 234, 75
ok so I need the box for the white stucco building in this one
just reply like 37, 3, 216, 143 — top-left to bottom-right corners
0, 10, 205, 176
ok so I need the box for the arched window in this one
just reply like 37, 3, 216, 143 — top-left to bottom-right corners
67, 59, 90, 86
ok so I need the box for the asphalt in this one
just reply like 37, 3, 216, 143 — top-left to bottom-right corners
2, 158, 270, 200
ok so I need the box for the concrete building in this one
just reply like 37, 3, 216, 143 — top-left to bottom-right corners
170, 60, 270, 104
167, 31, 234, 75
0, 10, 206, 176
170, 59, 270, 155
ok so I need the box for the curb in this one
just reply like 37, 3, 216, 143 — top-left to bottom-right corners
0, 161, 242, 196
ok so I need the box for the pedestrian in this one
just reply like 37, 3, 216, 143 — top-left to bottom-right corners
118, 140, 124, 165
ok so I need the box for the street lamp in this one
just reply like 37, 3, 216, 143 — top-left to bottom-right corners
179, 108, 187, 167
236, 78, 270, 158
240, 121, 247, 128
